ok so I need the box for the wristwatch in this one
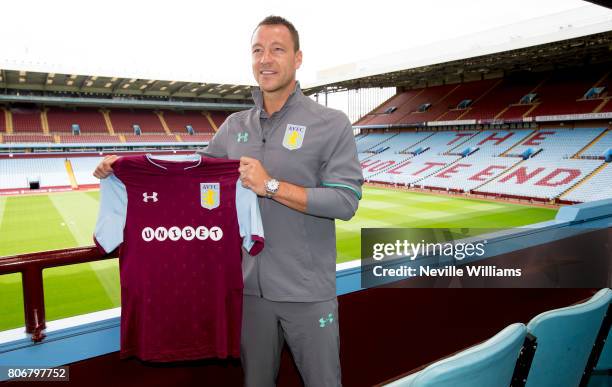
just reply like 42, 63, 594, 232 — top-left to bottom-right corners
264, 178, 280, 199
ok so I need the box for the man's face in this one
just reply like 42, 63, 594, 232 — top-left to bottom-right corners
251, 24, 302, 94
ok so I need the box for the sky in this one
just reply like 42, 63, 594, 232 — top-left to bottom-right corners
0, 0, 608, 87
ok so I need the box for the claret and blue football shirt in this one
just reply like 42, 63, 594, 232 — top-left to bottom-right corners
93, 153, 264, 362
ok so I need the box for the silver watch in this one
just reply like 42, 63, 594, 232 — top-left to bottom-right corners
264, 178, 280, 198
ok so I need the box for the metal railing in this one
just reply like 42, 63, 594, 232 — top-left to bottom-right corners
0, 246, 113, 342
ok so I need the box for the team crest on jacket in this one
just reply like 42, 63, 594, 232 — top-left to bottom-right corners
200, 183, 220, 210
282, 124, 307, 150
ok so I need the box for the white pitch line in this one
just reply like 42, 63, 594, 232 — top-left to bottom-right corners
0, 196, 6, 233
48, 192, 120, 305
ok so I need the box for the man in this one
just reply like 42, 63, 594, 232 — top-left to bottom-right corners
94, 15, 363, 387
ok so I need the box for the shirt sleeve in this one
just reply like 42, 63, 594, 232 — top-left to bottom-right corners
93, 174, 128, 254
306, 116, 364, 221
235, 178, 265, 256
197, 118, 229, 158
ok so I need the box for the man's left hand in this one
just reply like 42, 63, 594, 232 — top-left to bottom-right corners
239, 157, 270, 196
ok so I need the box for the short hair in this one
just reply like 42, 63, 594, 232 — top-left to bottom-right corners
255, 15, 300, 52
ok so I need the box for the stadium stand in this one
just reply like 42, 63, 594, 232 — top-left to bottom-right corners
361, 153, 413, 179
394, 84, 458, 124
0, 107, 228, 144
418, 155, 520, 192
368, 153, 461, 185
445, 129, 533, 157
384, 323, 528, 387
1, 69, 610, 202
10, 107, 43, 133
123, 134, 178, 143
3, 134, 54, 143
528, 68, 607, 117
475, 157, 604, 200
358, 153, 374, 162
459, 73, 543, 120
0, 108, 6, 132
506, 128, 605, 160
46, 107, 108, 133
598, 98, 612, 113
58, 134, 119, 143
208, 111, 228, 128
182, 133, 214, 142
355, 67, 612, 126
356, 126, 612, 202
378, 131, 434, 154
108, 109, 166, 133
0, 158, 70, 189
358, 131, 472, 178
356, 132, 397, 152
433, 79, 500, 122
495, 104, 534, 120
562, 163, 612, 203
354, 133, 367, 141
355, 89, 422, 126
162, 111, 215, 134
404, 130, 476, 154
69, 157, 103, 186
579, 129, 612, 158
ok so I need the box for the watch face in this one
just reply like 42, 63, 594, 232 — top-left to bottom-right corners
267, 179, 279, 192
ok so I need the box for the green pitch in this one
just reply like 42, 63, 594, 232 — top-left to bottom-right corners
0, 187, 557, 331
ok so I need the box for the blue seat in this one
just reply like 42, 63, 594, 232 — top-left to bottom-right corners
385, 323, 527, 387
525, 288, 612, 387
588, 291, 612, 387
594, 318, 612, 372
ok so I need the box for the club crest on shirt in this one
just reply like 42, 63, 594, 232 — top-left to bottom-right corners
282, 124, 307, 150
200, 183, 220, 210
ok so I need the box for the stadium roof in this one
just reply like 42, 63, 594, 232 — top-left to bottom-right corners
0, 70, 254, 106
304, 30, 612, 95
305, 5, 612, 94
1, 0, 609, 91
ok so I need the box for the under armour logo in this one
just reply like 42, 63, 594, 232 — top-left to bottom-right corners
319, 313, 334, 328
143, 192, 158, 202
236, 132, 249, 143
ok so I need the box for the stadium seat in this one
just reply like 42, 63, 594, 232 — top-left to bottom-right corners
162, 110, 215, 133
69, 157, 104, 185
356, 133, 398, 152
525, 288, 612, 387
108, 109, 166, 133
590, 294, 612, 379
476, 157, 603, 200
47, 107, 108, 133
528, 68, 606, 117
592, 327, 612, 372
384, 323, 527, 387
0, 158, 70, 189
563, 163, 612, 203
580, 130, 612, 159
10, 107, 43, 133
208, 111, 230, 128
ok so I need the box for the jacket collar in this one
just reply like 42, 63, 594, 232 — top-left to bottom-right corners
252, 81, 302, 118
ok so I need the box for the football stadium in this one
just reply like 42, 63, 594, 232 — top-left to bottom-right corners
1, 1, 612, 386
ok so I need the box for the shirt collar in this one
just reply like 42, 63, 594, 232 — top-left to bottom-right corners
252, 81, 302, 118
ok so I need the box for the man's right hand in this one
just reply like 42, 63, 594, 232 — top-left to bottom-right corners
93, 155, 120, 179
